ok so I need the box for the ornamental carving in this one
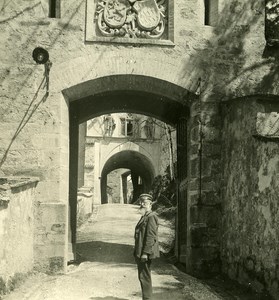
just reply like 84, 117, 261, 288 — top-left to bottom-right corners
95, 0, 167, 39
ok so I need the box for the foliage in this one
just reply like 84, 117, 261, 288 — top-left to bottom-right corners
150, 168, 177, 209
0, 272, 28, 296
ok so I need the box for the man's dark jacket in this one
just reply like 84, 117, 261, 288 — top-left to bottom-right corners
134, 211, 160, 259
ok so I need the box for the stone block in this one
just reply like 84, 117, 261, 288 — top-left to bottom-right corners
49, 257, 64, 274
36, 181, 60, 202
250, 279, 265, 294
188, 178, 199, 190
244, 256, 256, 271
270, 280, 279, 300
188, 191, 199, 206
34, 202, 67, 274
192, 113, 221, 128
51, 223, 66, 234
190, 157, 199, 177
190, 126, 200, 143
0, 177, 38, 287
201, 177, 220, 191
238, 265, 253, 285
202, 126, 220, 142
190, 144, 199, 156
201, 157, 212, 177
190, 191, 221, 206
227, 264, 238, 280
256, 112, 279, 137
190, 205, 221, 228
187, 246, 221, 278
202, 143, 221, 158
190, 224, 219, 247
34, 244, 66, 274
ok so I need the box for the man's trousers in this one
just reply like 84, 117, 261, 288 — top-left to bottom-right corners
136, 258, 152, 300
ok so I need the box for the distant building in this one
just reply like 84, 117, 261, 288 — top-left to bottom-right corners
79, 113, 176, 205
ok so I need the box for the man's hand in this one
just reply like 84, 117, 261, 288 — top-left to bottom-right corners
140, 254, 148, 262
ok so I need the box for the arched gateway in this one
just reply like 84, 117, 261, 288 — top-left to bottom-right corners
100, 150, 156, 204
63, 74, 195, 271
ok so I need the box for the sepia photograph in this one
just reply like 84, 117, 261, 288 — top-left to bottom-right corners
0, 0, 278, 299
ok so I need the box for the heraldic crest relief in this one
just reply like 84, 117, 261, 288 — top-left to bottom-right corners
95, 0, 167, 39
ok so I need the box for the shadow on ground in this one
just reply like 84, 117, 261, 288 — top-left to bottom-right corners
152, 288, 192, 300
90, 297, 128, 300
76, 241, 269, 300
131, 289, 192, 300
76, 241, 135, 264
76, 241, 189, 299
202, 276, 273, 300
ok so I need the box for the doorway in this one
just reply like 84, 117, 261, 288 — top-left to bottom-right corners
64, 75, 192, 264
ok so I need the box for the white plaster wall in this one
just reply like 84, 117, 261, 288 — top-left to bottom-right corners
0, 182, 37, 287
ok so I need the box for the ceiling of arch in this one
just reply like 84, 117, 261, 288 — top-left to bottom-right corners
101, 150, 155, 184
71, 91, 188, 126
65, 75, 193, 125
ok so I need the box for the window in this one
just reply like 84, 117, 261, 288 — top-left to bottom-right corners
127, 120, 133, 136
204, 0, 210, 25
120, 118, 133, 136
49, 0, 61, 18
204, 0, 218, 26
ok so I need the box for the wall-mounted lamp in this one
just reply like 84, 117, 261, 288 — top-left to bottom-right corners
32, 47, 52, 95
32, 47, 49, 64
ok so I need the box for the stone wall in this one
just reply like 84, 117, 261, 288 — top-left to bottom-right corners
221, 98, 279, 299
0, 177, 38, 294
84, 136, 95, 188
107, 169, 125, 204
77, 188, 93, 227
0, 0, 71, 274
33, 201, 68, 273
187, 101, 222, 276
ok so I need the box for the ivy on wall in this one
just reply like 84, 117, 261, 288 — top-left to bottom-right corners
265, 0, 279, 46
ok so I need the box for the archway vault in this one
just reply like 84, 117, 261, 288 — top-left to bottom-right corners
102, 150, 155, 178
63, 75, 195, 125
102, 141, 155, 171
101, 150, 155, 204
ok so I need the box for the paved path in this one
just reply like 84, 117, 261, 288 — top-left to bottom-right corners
2, 204, 256, 300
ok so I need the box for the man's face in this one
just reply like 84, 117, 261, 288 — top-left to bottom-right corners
139, 200, 152, 215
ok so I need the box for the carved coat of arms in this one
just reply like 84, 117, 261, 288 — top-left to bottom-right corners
133, 0, 160, 30
104, 0, 130, 28
95, 0, 167, 39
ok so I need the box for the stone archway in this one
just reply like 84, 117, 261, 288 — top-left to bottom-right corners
63, 75, 190, 124
63, 74, 193, 269
100, 150, 155, 204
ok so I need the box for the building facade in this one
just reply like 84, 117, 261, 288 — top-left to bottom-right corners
79, 113, 175, 206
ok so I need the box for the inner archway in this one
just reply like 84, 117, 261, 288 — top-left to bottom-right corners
100, 150, 155, 204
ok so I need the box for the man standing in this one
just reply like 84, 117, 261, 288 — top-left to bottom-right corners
134, 194, 160, 300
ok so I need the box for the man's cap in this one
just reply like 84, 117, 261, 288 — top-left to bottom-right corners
139, 193, 153, 202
